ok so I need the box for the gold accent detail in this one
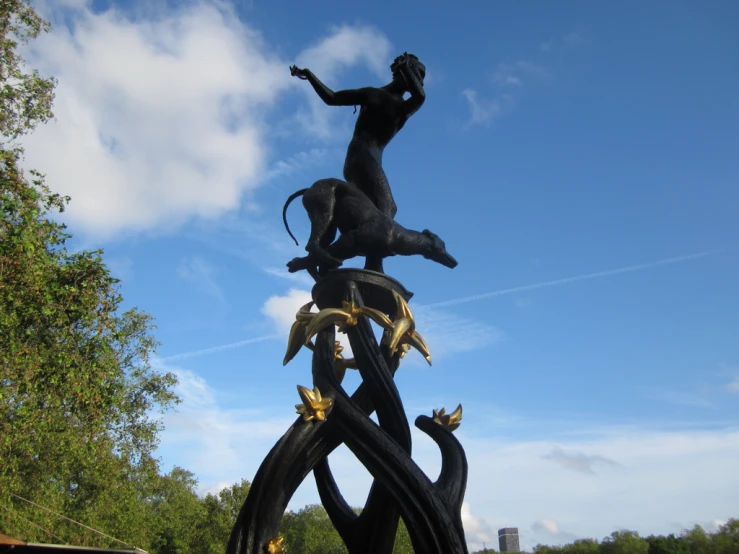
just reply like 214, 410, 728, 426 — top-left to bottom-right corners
385, 291, 432, 365
283, 301, 316, 366
295, 385, 333, 422
303, 301, 393, 343
333, 341, 358, 383
267, 536, 285, 554
432, 404, 462, 432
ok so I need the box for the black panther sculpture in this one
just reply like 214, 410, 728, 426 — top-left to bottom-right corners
283, 178, 457, 279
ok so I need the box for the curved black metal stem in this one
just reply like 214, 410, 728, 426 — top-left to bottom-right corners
226, 321, 397, 554
227, 273, 468, 554
415, 415, 468, 544
312, 283, 408, 554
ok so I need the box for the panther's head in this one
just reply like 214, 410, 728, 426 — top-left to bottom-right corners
421, 229, 458, 269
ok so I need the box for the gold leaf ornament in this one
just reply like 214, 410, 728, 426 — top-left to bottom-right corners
432, 404, 462, 432
333, 341, 358, 383
267, 536, 285, 554
283, 301, 316, 366
385, 291, 432, 365
295, 385, 333, 422
303, 301, 394, 343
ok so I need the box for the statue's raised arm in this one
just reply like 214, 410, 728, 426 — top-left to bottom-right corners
290, 65, 372, 107
394, 53, 426, 117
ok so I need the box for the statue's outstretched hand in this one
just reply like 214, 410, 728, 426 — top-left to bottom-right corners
290, 65, 310, 80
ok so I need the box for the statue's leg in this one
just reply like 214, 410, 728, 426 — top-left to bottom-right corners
344, 152, 397, 220
303, 180, 342, 268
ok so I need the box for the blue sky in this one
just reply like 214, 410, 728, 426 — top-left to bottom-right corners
23, 0, 739, 549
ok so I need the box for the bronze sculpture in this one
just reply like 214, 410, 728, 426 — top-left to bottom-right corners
283, 54, 456, 276
227, 53, 468, 554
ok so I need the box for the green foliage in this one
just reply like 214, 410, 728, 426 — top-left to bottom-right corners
0, 0, 56, 142
531, 521, 739, 554
600, 530, 649, 554
278, 504, 414, 554
0, 1, 178, 547
190, 479, 251, 554
680, 524, 712, 554
712, 519, 739, 554
645, 533, 691, 554
0, 145, 179, 547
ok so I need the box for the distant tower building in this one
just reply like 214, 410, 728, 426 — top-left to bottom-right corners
498, 527, 520, 552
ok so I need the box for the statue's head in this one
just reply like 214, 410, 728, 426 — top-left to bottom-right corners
391, 53, 425, 88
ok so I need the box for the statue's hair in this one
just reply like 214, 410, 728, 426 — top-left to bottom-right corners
391, 53, 425, 80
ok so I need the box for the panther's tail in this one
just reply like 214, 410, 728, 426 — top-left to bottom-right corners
282, 188, 308, 246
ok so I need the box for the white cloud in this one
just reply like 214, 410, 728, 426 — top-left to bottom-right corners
262, 147, 329, 183
531, 518, 578, 544
295, 24, 391, 82
24, 3, 281, 237
153, 360, 739, 549
22, 3, 391, 237
563, 32, 585, 47
461, 89, 502, 127
461, 501, 496, 551
293, 25, 393, 139
645, 388, 714, 408
106, 256, 134, 282
159, 334, 278, 362
156, 365, 297, 495
462, 427, 739, 548
725, 378, 739, 393
533, 518, 560, 535
261, 288, 313, 335
260, 288, 356, 360
178, 255, 223, 299
412, 305, 504, 363
263, 266, 316, 287
543, 446, 620, 474
492, 60, 548, 87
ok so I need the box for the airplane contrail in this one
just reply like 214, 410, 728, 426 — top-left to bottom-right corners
160, 249, 724, 360
160, 334, 280, 361
422, 249, 724, 309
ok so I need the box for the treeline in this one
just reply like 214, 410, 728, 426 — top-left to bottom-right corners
470, 521, 739, 554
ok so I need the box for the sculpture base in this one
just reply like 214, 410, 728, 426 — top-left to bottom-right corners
312, 268, 413, 312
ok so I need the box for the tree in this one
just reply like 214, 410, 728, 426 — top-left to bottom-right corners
0, 145, 178, 546
681, 525, 711, 554
712, 519, 739, 554
0, 0, 55, 142
280, 504, 348, 554
191, 479, 252, 554
564, 538, 600, 553
600, 530, 649, 554
0, 1, 179, 547
534, 546, 563, 554
148, 467, 203, 554
392, 517, 414, 554
645, 533, 690, 554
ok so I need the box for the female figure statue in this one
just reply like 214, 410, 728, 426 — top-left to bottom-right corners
288, 53, 426, 270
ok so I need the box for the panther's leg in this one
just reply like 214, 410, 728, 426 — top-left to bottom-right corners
287, 255, 311, 273
325, 232, 358, 263
302, 180, 342, 267
364, 255, 384, 273
353, 215, 390, 273
288, 255, 321, 279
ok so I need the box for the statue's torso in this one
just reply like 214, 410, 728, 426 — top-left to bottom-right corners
349, 88, 407, 155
